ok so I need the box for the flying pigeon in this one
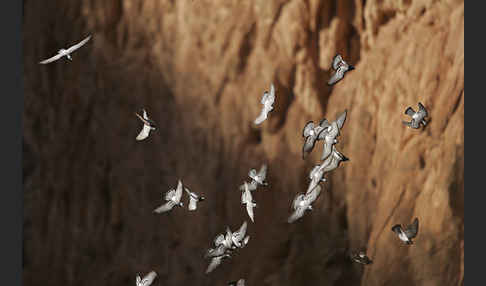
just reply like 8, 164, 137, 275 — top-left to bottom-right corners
254, 84, 276, 125
206, 254, 231, 274
248, 164, 268, 186
153, 180, 184, 213
350, 250, 373, 265
135, 109, 156, 141
241, 182, 257, 222
228, 279, 246, 286
136, 271, 157, 286
327, 54, 355, 85
231, 221, 248, 248
184, 187, 205, 211
39, 35, 92, 64
302, 121, 327, 159
403, 103, 428, 129
392, 217, 419, 245
288, 185, 322, 223
319, 110, 347, 161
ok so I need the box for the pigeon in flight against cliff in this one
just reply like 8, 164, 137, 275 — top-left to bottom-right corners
39, 35, 92, 64
135, 109, 156, 141
136, 271, 157, 286
228, 279, 246, 286
254, 83, 276, 125
206, 253, 231, 274
248, 164, 268, 187
241, 182, 257, 222
350, 250, 373, 265
327, 54, 355, 85
288, 185, 322, 223
184, 186, 205, 211
319, 110, 347, 161
153, 180, 184, 213
403, 103, 428, 129
231, 221, 248, 248
302, 121, 327, 159
392, 218, 419, 244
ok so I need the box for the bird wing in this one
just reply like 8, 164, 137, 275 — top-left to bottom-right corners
234, 221, 248, 241
304, 185, 322, 203
302, 136, 317, 157
136, 124, 151, 141
258, 164, 268, 180
404, 218, 419, 239
206, 257, 222, 274
405, 107, 416, 116
303, 121, 315, 137
418, 102, 428, 117
142, 109, 149, 120
288, 207, 305, 223
246, 203, 255, 222
336, 110, 347, 129
214, 234, 225, 246
254, 109, 268, 125
402, 120, 412, 127
153, 201, 175, 213
332, 54, 343, 70
188, 196, 198, 211
136, 275, 141, 285
141, 271, 157, 286
260, 91, 269, 104
174, 180, 184, 202
66, 35, 92, 53
39, 53, 63, 64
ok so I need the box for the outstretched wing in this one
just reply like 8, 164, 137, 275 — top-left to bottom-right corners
39, 53, 63, 64
404, 218, 419, 239
153, 201, 175, 213
142, 109, 149, 120
136, 124, 151, 141
260, 91, 269, 104
66, 35, 92, 53
418, 102, 428, 117
267, 83, 276, 103
206, 257, 223, 274
332, 54, 343, 70
174, 180, 184, 202
246, 204, 255, 222
258, 164, 267, 180
328, 69, 344, 85
405, 107, 416, 116
336, 110, 347, 129
254, 109, 268, 125
141, 271, 157, 286
302, 136, 317, 157
303, 121, 315, 137
288, 207, 305, 223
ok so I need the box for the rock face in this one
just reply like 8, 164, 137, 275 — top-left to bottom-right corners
23, 0, 464, 285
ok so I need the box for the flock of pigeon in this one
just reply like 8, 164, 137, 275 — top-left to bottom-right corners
40, 35, 429, 285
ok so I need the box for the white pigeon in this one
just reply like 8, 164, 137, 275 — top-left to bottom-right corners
153, 180, 184, 213
39, 35, 92, 64
248, 164, 268, 186
206, 254, 231, 274
228, 279, 246, 286
135, 109, 156, 141
288, 185, 322, 223
136, 271, 157, 286
231, 221, 248, 248
184, 187, 205, 211
318, 110, 347, 161
302, 121, 328, 159
254, 84, 276, 125
241, 182, 257, 222
327, 54, 355, 85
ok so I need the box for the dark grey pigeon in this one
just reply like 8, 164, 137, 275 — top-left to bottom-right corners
350, 250, 373, 265
392, 218, 419, 244
403, 102, 428, 129
327, 54, 355, 85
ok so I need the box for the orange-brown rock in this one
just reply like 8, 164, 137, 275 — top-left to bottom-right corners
23, 0, 464, 285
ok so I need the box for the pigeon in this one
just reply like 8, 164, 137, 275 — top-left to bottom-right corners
231, 221, 248, 248
228, 279, 246, 286
184, 187, 205, 211
403, 103, 428, 129
135, 109, 156, 141
327, 54, 355, 85
136, 271, 157, 286
239, 180, 258, 192
288, 185, 322, 223
206, 254, 231, 274
392, 218, 419, 245
319, 110, 347, 161
248, 164, 268, 186
319, 145, 349, 175
350, 250, 373, 265
39, 35, 92, 64
302, 121, 327, 158
214, 229, 234, 250
153, 180, 184, 213
241, 182, 257, 222
306, 164, 326, 194
254, 84, 276, 125
205, 244, 230, 258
